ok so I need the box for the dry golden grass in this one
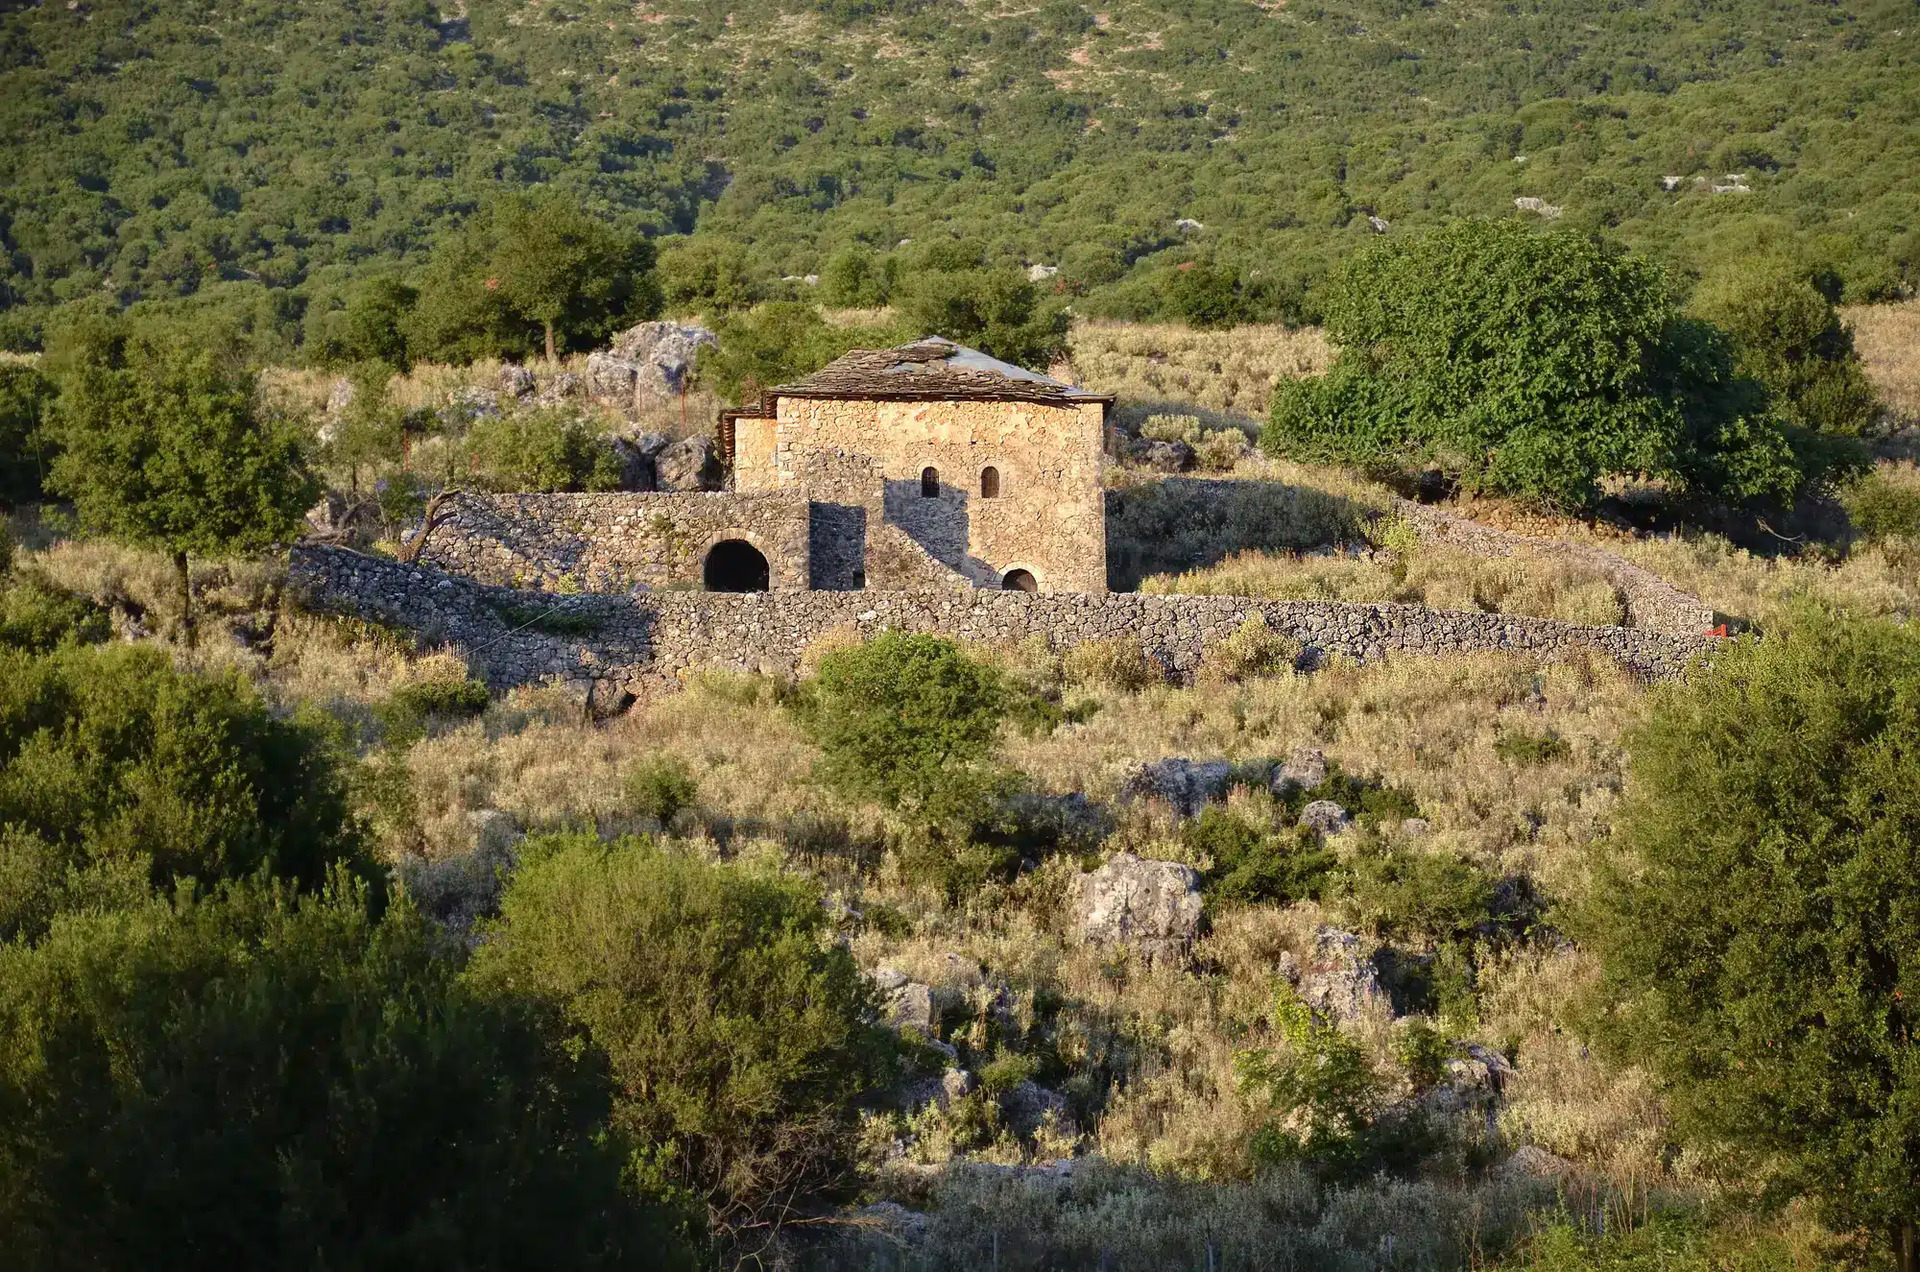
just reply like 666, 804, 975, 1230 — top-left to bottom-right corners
1070, 320, 1332, 430
1143, 543, 1629, 628
1841, 299, 1920, 427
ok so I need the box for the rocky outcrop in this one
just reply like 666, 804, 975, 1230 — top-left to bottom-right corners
1075, 853, 1204, 961
1290, 927, 1389, 1022
585, 321, 718, 418
1298, 799, 1351, 835
610, 432, 672, 491
1121, 758, 1235, 817
1271, 745, 1328, 795
654, 434, 723, 492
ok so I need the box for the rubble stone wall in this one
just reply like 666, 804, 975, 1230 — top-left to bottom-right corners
292, 545, 1717, 703
415, 491, 811, 593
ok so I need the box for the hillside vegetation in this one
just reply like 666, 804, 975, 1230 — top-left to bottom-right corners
1, 0, 1915, 351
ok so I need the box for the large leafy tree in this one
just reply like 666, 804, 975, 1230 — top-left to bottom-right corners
1264, 219, 1837, 510
895, 261, 1069, 370
0, 876, 684, 1271
47, 319, 317, 645
0, 361, 56, 510
407, 197, 660, 364
468, 835, 891, 1243
1581, 615, 1920, 1270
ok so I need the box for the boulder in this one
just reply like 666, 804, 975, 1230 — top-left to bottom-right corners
1121, 757, 1234, 817
498, 364, 536, 398
1272, 745, 1328, 796
654, 434, 723, 492
535, 370, 581, 404
1002, 1080, 1071, 1138
1075, 853, 1204, 960
1298, 799, 1351, 836
443, 385, 499, 425
941, 1067, 977, 1101
609, 430, 672, 491
586, 321, 718, 417
1295, 926, 1389, 1022
1141, 439, 1195, 473
874, 969, 939, 1034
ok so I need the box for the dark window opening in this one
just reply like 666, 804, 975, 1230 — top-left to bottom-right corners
1002, 568, 1037, 593
980, 466, 1000, 499
921, 466, 939, 498
703, 539, 770, 592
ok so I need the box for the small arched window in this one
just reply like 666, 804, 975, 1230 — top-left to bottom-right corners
921, 466, 939, 498
980, 466, 1001, 499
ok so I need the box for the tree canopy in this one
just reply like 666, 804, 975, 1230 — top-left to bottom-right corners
1264, 219, 1860, 510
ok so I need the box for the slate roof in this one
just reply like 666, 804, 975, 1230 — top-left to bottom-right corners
725, 337, 1111, 415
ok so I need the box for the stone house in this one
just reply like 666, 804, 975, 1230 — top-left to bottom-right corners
724, 337, 1113, 593
416, 337, 1114, 596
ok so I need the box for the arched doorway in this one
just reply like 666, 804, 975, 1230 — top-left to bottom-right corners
703, 539, 770, 592
1002, 568, 1037, 593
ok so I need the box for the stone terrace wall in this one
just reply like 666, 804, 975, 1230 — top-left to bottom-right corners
1390, 498, 1716, 636
417, 491, 811, 593
291, 545, 1716, 702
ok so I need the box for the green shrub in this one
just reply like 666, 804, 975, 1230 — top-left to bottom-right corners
625, 754, 699, 826
1186, 806, 1336, 907
469, 834, 892, 1235
1237, 987, 1380, 1167
894, 263, 1069, 370
0, 574, 110, 652
1060, 636, 1159, 692
1264, 219, 1839, 510
1493, 726, 1572, 766
1580, 616, 1920, 1263
0, 361, 57, 509
0, 875, 683, 1268
795, 632, 1009, 820
0, 644, 364, 941
1393, 1018, 1453, 1093
464, 407, 622, 493
389, 675, 490, 720
1341, 843, 1496, 946
1845, 469, 1920, 543
1203, 615, 1302, 682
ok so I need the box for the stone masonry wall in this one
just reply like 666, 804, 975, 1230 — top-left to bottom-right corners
417, 491, 811, 593
738, 396, 1108, 594
291, 545, 1717, 704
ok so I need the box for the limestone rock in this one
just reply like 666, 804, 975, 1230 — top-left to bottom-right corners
941, 1067, 977, 1101
443, 385, 499, 425
1075, 852, 1204, 960
1121, 757, 1234, 817
535, 370, 581, 404
1296, 926, 1388, 1022
874, 969, 938, 1034
609, 431, 673, 491
655, 434, 723, 492
1002, 1079, 1071, 1138
1298, 799, 1351, 835
1272, 745, 1328, 796
498, 364, 536, 398
587, 321, 718, 416
1141, 438, 1195, 473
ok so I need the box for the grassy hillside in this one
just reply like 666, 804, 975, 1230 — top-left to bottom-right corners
1, 0, 1913, 349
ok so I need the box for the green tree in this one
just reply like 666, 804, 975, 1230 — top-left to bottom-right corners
0, 875, 684, 1270
795, 632, 1010, 818
657, 236, 758, 316
895, 266, 1069, 370
1581, 615, 1920, 1270
1264, 219, 1820, 510
1691, 258, 1882, 438
0, 361, 56, 509
463, 406, 623, 492
320, 276, 420, 371
819, 246, 895, 308
494, 196, 658, 363
469, 834, 890, 1239
1163, 262, 1243, 329
696, 302, 909, 404
47, 324, 317, 645
0, 643, 364, 943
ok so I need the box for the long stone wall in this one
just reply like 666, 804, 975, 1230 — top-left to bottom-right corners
416, 491, 811, 593
290, 545, 1717, 702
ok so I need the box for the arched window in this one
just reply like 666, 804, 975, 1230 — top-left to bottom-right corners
1002, 568, 1037, 593
980, 466, 1001, 499
921, 466, 939, 498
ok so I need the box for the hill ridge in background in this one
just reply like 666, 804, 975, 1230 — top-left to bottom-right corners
0, 0, 1913, 353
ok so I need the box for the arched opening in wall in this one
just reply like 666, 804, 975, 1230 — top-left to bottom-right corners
1002, 568, 1037, 593
703, 539, 770, 592
921, 466, 939, 498
980, 466, 1000, 499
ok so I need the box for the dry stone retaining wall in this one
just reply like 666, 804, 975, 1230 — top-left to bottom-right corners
416, 491, 811, 593
291, 545, 1716, 701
